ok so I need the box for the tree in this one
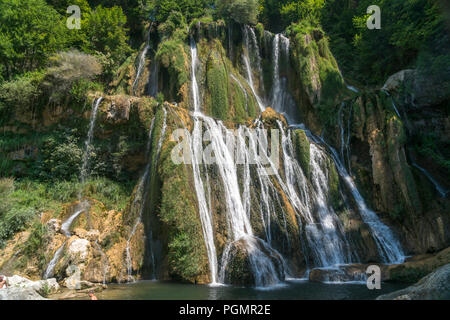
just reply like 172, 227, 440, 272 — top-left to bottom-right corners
82, 6, 132, 74
217, 0, 260, 25
0, 0, 66, 80
280, 0, 325, 26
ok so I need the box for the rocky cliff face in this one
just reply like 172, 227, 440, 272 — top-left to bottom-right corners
0, 20, 448, 289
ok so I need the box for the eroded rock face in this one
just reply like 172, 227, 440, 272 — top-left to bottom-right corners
377, 263, 450, 300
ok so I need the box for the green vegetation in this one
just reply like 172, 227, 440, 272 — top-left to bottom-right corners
0, 176, 132, 248
217, 0, 259, 25
206, 52, 229, 120
322, 0, 448, 85
414, 133, 450, 176
293, 129, 310, 177
287, 21, 345, 125
158, 138, 209, 282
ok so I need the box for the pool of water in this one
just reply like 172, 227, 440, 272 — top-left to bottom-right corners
88, 279, 408, 300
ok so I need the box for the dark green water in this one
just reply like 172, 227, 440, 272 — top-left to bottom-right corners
91, 280, 408, 300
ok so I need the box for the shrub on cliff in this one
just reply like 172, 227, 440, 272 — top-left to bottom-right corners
42, 50, 102, 105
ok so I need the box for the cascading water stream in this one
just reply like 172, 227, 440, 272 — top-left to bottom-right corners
270, 34, 403, 267
230, 74, 249, 113
148, 60, 159, 98
276, 121, 352, 267
410, 159, 448, 198
80, 97, 102, 185
43, 243, 65, 279
337, 102, 353, 174
133, 23, 153, 95
190, 37, 285, 287
242, 26, 265, 112
125, 114, 161, 282
270, 33, 299, 123
190, 37, 219, 284
315, 135, 405, 264
44, 97, 103, 279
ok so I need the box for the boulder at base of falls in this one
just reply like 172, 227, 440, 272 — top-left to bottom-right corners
6, 275, 60, 294
377, 264, 450, 300
0, 287, 48, 300
223, 238, 285, 286
309, 265, 368, 283
0, 275, 60, 300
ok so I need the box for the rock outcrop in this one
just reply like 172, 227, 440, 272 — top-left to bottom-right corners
377, 263, 450, 300
0, 287, 47, 300
0, 275, 60, 300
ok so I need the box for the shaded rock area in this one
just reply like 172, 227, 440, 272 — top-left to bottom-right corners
309, 246, 450, 284
309, 266, 367, 283
383, 69, 450, 109
377, 263, 450, 300
223, 238, 285, 286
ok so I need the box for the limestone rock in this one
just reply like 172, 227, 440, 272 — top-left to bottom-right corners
47, 219, 62, 234
309, 266, 367, 283
63, 265, 96, 290
6, 275, 59, 295
377, 263, 450, 300
0, 287, 47, 300
68, 238, 90, 262
260, 107, 287, 128
382, 69, 450, 108
382, 69, 416, 92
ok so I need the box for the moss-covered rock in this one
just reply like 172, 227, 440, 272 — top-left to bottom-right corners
292, 129, 310, 177
287, 21, 346, 130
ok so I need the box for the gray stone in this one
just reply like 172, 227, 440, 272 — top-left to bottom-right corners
0, 287, 48, 300
377, 263, 450, 300
6, 275, 60, 294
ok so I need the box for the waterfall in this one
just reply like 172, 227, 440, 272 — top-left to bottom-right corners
277, 122, 352, 267
125, 115, 158, 282
271, 34, 281, 110
324, 141, 405, 264
384, 91, 446, 198
244, 25, 264, 92
133, 23, 153, 95
148, 60, 159, 98
242, 26, 265, 112
411, 162, 448, 198
270, 33, 299, 123
80, 97, 102, 185
346, 84, 359, 93
337, 102, 353, 174
190, 37, 285, 287
61, 209, 84, 236
190, 37, 219, 284
307, 143, 352, 266
44, 97, 103, 279
43, 243, 65, 279
382, 90, 401, 118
